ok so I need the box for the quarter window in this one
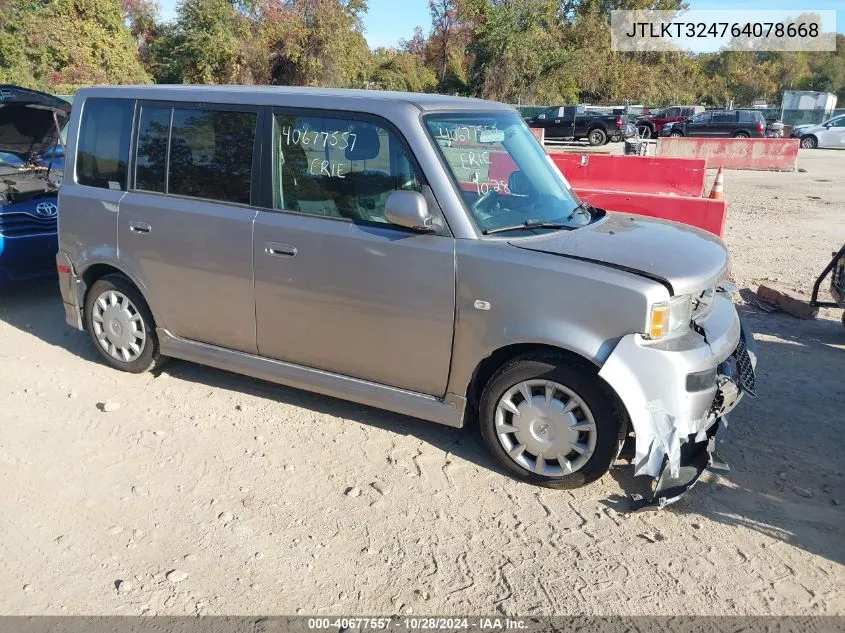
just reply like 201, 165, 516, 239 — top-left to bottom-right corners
135, 106, 170, 193
273, 114, 420, 223
76, 98, 134, 190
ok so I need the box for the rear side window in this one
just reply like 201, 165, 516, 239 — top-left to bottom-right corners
712, 111, 736, 123
131, 105, 257, 205
76, 98, 134, 190
169, 109, 256, 204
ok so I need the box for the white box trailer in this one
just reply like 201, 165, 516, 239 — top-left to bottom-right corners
781, 90, 838, 115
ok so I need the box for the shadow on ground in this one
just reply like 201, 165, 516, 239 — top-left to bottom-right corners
2, 283, 843, 566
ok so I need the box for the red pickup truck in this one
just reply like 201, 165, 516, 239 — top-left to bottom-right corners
635, 105, 704, 138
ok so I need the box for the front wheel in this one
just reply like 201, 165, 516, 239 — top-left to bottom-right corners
637, 125, 652, 139
479, 354, 624, 489
84, 274, 164, 373
800, 135, 818, 149
733, 131, 750, 138
670, 130, 683, 137
588, 128, 607, 146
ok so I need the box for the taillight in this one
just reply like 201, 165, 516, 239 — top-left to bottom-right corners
757, 121, 764, 133
616, 116, 623, 127
57, 264, 71, 274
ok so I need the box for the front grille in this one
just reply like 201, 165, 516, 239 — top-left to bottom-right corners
0, 212, 57, 237
733, 333, 756, 396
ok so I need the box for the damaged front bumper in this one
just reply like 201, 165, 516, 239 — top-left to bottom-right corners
599, 293, 757, 510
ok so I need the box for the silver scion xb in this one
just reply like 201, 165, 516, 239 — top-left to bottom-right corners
56, 86, 756, 509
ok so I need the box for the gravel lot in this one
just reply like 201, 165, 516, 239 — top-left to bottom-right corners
1, 149, 843, 616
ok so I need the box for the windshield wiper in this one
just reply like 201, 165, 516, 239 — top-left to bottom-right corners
482, 219, 568, 235
566, 200, 594, 221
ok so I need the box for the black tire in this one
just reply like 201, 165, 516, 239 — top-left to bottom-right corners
800, 135, 818, 149
733, 131, 750, 138
478, 353, 625, 489
588, 128, 607, 146
670, 130, 683, 137
84, 274, 164, 374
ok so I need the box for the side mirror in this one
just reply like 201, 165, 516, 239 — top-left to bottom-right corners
384, 190, 434, 231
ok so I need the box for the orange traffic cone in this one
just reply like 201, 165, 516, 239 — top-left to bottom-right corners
709, 166, 724, 200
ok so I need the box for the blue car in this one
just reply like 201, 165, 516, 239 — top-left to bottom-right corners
0, 85, 70, 288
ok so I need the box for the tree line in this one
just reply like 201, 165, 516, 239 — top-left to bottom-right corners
1, 0, 843, 107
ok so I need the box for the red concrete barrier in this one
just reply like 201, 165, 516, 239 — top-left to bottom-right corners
656, 137, 800, 171
487, 152, 706, 197
575, 189, 729, 238
477, 151, 728, 237
549, 153, 707, 197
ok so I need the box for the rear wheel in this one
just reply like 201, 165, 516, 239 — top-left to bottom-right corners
670, 130, 683, 137
800, 135, 818, 149
84, 274, 164, 373
588, 128, 607, 146
479, 354, 624, 489
733, 131, 750, 138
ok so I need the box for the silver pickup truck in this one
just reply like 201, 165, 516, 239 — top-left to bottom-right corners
56, 86, 756, 509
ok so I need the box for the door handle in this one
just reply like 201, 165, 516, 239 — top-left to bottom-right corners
129, 220, 151, 234
265, 242, 297, 257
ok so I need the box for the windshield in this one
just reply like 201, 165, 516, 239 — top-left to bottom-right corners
424, 112, 593, 236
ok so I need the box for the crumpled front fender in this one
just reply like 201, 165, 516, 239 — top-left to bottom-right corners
598, 294, 742, 479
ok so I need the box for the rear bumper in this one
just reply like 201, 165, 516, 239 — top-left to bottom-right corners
56, 250, 84, 330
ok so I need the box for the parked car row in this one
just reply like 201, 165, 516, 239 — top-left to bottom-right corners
0, 85, 69, 289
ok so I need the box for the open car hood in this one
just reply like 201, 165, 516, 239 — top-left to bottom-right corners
509, 212, 729, 296
0, 85, 71, 157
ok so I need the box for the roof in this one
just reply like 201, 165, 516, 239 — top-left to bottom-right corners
73, 85, 513, 113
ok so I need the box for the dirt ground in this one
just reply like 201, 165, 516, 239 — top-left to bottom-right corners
1, 149, 843, 617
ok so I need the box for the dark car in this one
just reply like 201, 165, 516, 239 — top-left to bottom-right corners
635, 105, 703, 138
0, 85, 70, 288
525, 105, 631, 146
660, 109, 765, 138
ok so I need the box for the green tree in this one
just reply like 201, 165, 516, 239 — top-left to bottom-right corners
0, 0, 151, 93
370, 47, 437, 92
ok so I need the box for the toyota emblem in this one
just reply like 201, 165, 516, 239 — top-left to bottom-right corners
35, 201, 58, 218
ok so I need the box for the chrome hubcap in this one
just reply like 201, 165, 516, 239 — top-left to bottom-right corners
495, 380, 597, 476
92, 290, 146, 362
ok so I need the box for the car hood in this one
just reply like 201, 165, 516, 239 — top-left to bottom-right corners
509, 212, 729, 296
792, 123, 821, 134
0, 85, 71, 157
